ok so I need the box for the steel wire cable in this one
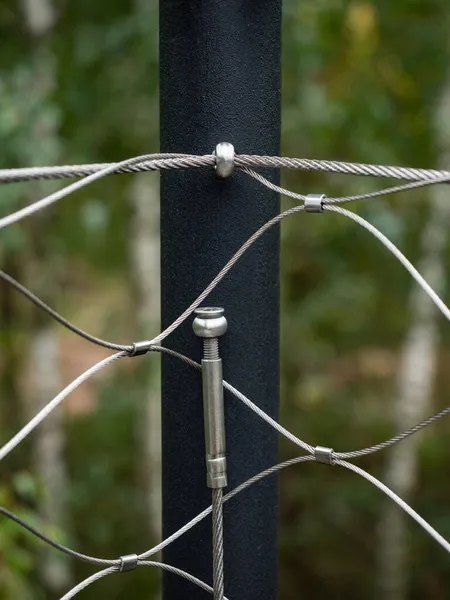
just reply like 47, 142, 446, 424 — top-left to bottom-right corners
0, 456, 314, 573
212, 488, 225, 600
138, 455, 316, 561
325, 173, 450, 204
60, 561, 229, 600
236, 155, 450, 181
1, 153, 450, 184
334, 459, 450, 553
242, 165, 450, 204
59, 566, 117, 600
5, 445, 450, 579
0, 154, 214, 184
0, 352, 125, 463
59, 457, 317, 600
323, 205, 450, 323
2, 174, 450, 358
7, 389, 450, 568
3, 149, 450, 597
0, 205, 307, 350
0, 153, 214, 230
138, 561, 229, 599
0, 271, 132, 352
0, 508, 118, 567
151, 345, 314, 454
334, 405, 450, 460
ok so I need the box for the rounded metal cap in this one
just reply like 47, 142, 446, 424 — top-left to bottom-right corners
193, 307, 228, 338
214, 142, 235, 178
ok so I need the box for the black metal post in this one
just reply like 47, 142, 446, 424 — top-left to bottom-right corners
160, 2, 281, 599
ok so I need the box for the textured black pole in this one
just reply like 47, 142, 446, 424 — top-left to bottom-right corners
160, 2, 281, 599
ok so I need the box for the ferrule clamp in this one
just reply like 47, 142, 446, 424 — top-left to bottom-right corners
304, 194, 325, 213
314, 446, 334, 465
119, 554, 138, 572
214, 142, 235, 179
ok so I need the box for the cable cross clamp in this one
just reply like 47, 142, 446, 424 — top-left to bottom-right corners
119, 554, 138, 572
193, 307, 228, 489
314, 446, 334, 465
129, 341, 153, 357
304, 194, 325, 213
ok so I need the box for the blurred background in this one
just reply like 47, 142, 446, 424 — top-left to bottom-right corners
0, 0, 450, 598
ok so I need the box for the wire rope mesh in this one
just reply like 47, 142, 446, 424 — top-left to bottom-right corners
1, 150, 450, 598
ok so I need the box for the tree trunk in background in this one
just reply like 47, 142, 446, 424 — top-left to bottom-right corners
375, 75, 450, 600
21, 0, 72, 593
28, 326, 71, 592
129, 175, 161, 540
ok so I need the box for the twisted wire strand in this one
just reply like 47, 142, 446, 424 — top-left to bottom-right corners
236, 155, 450, 182
148, 174, 450, 346
1, 186, 449, 463
0, 153, 213, 230
138, 561, 229, 599
334, 459, 450, 554
212, 489, 225, 600
325, 172, 450, 204
0, 507, 118, 567
0, 345, 312, 566
3, 172, 450, 359
0, 154, 214, 184
1, 153, 450, 184
240, 166, 307, 201
0, 352, 125, 463
244, 165, 450, 205
148, 204, 305, 346
0, 271, 132, 352
60, 566, 118, 600
334, 405, 450, 460
59, 458, 315, 600
324, 205, 450, 323
0, 205, 307, 354
60, 560, 229, 600
2, 152, 450, 593
151, 345, 314, 454
138, 455, 315, 560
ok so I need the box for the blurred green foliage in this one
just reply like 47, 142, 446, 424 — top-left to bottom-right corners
0, 0, 449, 598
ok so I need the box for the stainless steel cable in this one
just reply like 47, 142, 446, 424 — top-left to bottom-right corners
157, 347, 450, 467
325, 173, 450, 204
0, 203, 307, 359
3, 148, 450, 596
60, 560, 230, 600
59, 566, 118, 600
0, 508, 118, 567
240, 166, 307, 202
334, 405, 450, 460
149, 346, 314, 454
0, 154, 214, 184
1, 153, 450, 184
138, 561, 230, 599
242, 162, 450, 206
236, 155, 450, 182
3, 167, 449, 360
324, 205, 450, 323
138, 455, 315, 560
148, 204, 306, 346
212, 488, 225, 600
0, 352, 125, 463
10, 392, 450, 570
0, 271, 132, 352
334, 459, 450, 554
0, 345, 312, 568
0, 153, 213, 230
